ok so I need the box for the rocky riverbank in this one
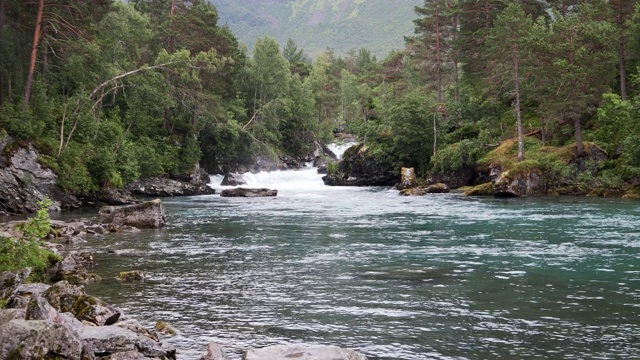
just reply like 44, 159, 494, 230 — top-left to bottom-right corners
0, 200, 368, 360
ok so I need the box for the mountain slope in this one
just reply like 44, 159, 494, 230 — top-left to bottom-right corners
209, 0, 423, 57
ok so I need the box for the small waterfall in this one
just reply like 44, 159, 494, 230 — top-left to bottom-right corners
327, 142, 357, 160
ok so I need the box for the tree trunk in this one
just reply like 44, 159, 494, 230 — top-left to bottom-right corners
540, 115, 546, 146
513, 43, 524, 162
0, 0, 5, 106
432, 113, 437, 157
452, 12, 459, 104
618, 35, 627, 100
23, 0, 44, 112
574, 115, 583, 156
435, 0, 442, 104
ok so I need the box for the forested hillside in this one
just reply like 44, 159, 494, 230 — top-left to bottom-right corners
1, 0, 640, 209
210, 0, 423, 57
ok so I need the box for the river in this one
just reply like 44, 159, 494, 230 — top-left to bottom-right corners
73, 167, 640, 359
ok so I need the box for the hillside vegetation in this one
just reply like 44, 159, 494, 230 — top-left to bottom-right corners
210, 0, 422, 56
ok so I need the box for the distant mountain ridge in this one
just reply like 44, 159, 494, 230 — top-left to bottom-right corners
209, 0, 423, 57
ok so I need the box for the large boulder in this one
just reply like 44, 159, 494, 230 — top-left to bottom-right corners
97, 199, 165, 228
397, 167, 417, 190
220, 188, 277, 197
400, 183, 450, 196
79, 325, 175, 359
48, 251, 100, 285
493, 169, 545, 197
0, 136, 60, 215
127, 177, 215, 197
322, 144, 396, 186
6, 283, 51, 309
426, 165, 476, 189
244, 344, 367, 360
0, 319, 84, 359
220, 173, 246, 186
43, 281, 121, 326
0, 308, 26, 326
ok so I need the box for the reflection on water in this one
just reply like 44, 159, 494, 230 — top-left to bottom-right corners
77, 169, 640, 359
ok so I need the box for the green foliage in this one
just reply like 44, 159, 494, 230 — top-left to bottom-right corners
431, 139, 486, 173
2, 198, 60, 282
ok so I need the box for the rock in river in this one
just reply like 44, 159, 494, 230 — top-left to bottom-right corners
97, 199, 165, 228
220, 188, 277, 197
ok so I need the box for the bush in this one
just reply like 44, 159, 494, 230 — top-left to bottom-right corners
1, 197, 61, 282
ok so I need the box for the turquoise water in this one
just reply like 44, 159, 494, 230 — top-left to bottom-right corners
80, 169, 640, 359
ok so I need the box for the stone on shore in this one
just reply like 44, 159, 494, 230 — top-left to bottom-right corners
0, 319, 84, 359
97, 199, 165, 228
79, 325, 175, 359
400, 183, 450, 196
128, 177, 215, 197
397, 167, 417, 190
220, 188, 277, 197
244, 344, 367, 360
48, 251, 100, 285
0, 268, 31, 301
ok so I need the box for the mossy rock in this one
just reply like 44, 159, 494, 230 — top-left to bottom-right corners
464, 182, 494, 196
155, 321, 177, 336
117, 270, 145, 282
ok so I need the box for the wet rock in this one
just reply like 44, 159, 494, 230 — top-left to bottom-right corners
128, 177, 215, 197
79, 325, 175, 359
154, 321, 177, 336
48, 251, 100, 285
0, 319, 83, 359
220, 188, 278, 197
322, 144, 396, 186
463, 183, 495, 196
118, 270, 145, 282
427, 166, 476, 189
316, 164, 328, 174
397, 167, 417, 190
97, 199, 165, 228
493, 169, 544, 197
244, 344, 367, 360
82, 188, 139, 207
0, 268, 31, 301
220, 173, 246, 186
200, 342, 229, 360
400, 183, 450, 196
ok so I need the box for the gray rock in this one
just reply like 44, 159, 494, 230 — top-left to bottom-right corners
115, 319, 159, 342
26, 294, 85, 335
0, 268, 31, 301
0, 319, 83, 359
97, 199, 166, 228
8, 283, 51, 308
244, 344, 367, 360
43, 281, 121, 326
0, 308, 26, 326
493, 169, 544, 197
128, 177, 215, 197
220, 173, 246, 186
48, 251, 100, 285
200, 342, 229, 360
220, 188, 277, 197
0, 138, 60, 214
322, 143, 396, 187
117, 270, 145, 282
80, 325, 174, 359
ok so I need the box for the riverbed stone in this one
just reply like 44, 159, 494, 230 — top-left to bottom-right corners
244, 344, 367, 360
0, 319, 83, 359
118, 270, 145, 282
48, 251, 100, 285
400, 183, 450, 196
200, 342, 229, 360
97, 199, 166, 228
220, 188, 278, 197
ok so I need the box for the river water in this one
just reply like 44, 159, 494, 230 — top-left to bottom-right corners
76, 168, 640, 359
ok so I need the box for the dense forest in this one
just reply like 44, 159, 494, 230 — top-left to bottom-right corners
1, 0, 640, 198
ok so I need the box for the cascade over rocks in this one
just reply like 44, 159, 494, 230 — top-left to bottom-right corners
220, 188, 278, 197
397, 167, 417, 190
244, 344, 367, 360
97, 199, 165, 228
322, 144, 397, 186
220, 173, 246, 186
